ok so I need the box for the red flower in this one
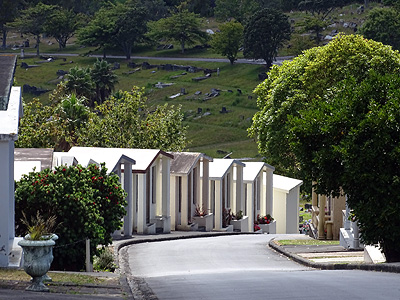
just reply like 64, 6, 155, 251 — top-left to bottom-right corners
62, 168, 66, 172
54, 171, 57, 174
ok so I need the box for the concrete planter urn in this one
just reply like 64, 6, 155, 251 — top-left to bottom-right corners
259, 220, 276, 234
231, 216, 249, 232
18, 236, 56, 292
192, 213, 214, 231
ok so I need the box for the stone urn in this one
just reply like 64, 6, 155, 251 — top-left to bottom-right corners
18, 236, 56, 292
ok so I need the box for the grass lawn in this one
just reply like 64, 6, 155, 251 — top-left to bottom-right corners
277, 239, 340, 246
0, 268, 113, 285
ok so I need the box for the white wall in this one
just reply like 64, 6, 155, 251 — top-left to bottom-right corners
273, 189, 287, 234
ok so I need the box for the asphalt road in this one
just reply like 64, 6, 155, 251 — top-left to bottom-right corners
14, 51, 292, 65
127, 235, 400, 300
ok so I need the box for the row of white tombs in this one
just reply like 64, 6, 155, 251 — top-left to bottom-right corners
15, 147, 303, 236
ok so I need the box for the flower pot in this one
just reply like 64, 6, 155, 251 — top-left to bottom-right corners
18, 238, 56, 292
258, 220, 276, 234
193, 213, 214, 231
231, 216, 249, 232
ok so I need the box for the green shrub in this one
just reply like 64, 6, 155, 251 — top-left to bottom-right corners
15, 163, 127, 271
93, 247, 116, 272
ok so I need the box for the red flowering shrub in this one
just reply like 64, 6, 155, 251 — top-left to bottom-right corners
256, 214, 274, 225
15, 163, 127, 271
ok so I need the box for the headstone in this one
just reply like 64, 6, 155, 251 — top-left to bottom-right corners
20, 62, 29, 68
194, 91, 202, 95
220, 107, 227, 113
20, 49, 24, 58
181, 88, 186, 95
127, 62, 137, 68
24, 39, 29, 47
197, 108, 202, 114
113, 62, 120, 70
217, 68, 220, 76
237, 89, 242, 94
248, 95, 253, 100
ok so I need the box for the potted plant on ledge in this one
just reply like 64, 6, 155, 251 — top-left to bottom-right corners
192, 205, 214, 231
18, 211, 58, 292
256, 214, 276, 234
231, 210, 249, 232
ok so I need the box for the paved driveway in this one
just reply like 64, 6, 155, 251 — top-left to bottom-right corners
126, 235, 400, 300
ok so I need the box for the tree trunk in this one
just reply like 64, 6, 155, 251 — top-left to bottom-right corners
383, 242, 400, 262
180, 40, 185, 54
1, 26, 7, 49
36, 34, 40, 57
103, 48, 106, 59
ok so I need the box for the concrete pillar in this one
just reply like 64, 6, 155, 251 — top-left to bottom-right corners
137, 173, 147, 234
0, 140, 14, 267
181, 176, 189, 226
170, 176, 177, 230
202, 160, 209, 213
214, 180, 223, 230
344, 195, 351, 230
235, 165, 243, 215
266, 169, 273, 216
132, 174, 137, 231
162, 157, 170, 217
259, 173, 266, 216
123, 163, 133, 237
156, 159, 162, 216
318, 194, 326, 239
247, 183, 254, 232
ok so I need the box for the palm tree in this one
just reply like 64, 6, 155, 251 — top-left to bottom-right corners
65, 66, 94, 101
91, 59, 119, 105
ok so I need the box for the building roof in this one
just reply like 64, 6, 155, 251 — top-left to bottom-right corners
14, 148, 54, 171
243, 162, 275, 183
169, 152, 212, 175
68, 147, 173, 173
0, 55, 17, 110
273, 174, 303, 193
209, 159, 245, 180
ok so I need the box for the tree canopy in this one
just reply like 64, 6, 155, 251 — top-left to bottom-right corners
211, 20, 244, 64
16, 86, 187, 152
148, 9, 207, 54
243, 8, 291, 69
78, 1, 148, 59
11, 3, 56, 56
359, 7, 400, 50
248, 34, 400, 261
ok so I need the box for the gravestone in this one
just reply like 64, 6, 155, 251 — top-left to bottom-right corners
220, 107, 227, 113
197, 108, 202, 114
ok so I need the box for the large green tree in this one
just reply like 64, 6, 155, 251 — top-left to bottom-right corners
243, 8, 291, 69
44, 8, 81, 50
0, 0, 21, 49
211, 20, 244, 64
148, 9, 207, 54
359, 7, 400, 50
77, 88, 187, 151
249, 34, 400, 261
12, 3, 56, 56
78, 1, 148, 59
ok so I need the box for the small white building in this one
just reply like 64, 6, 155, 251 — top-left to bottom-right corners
208, 159, 245, 231
67, 147, 173, 235
243, 162, 275, 232
273, 174, 303, 234
0, 55, 23, 267
169, 152, 213, 231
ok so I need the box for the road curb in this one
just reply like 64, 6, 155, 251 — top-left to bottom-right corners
268, 239, 400, 273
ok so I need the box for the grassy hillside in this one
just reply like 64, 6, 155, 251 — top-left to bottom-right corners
5, 1, 376, 159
